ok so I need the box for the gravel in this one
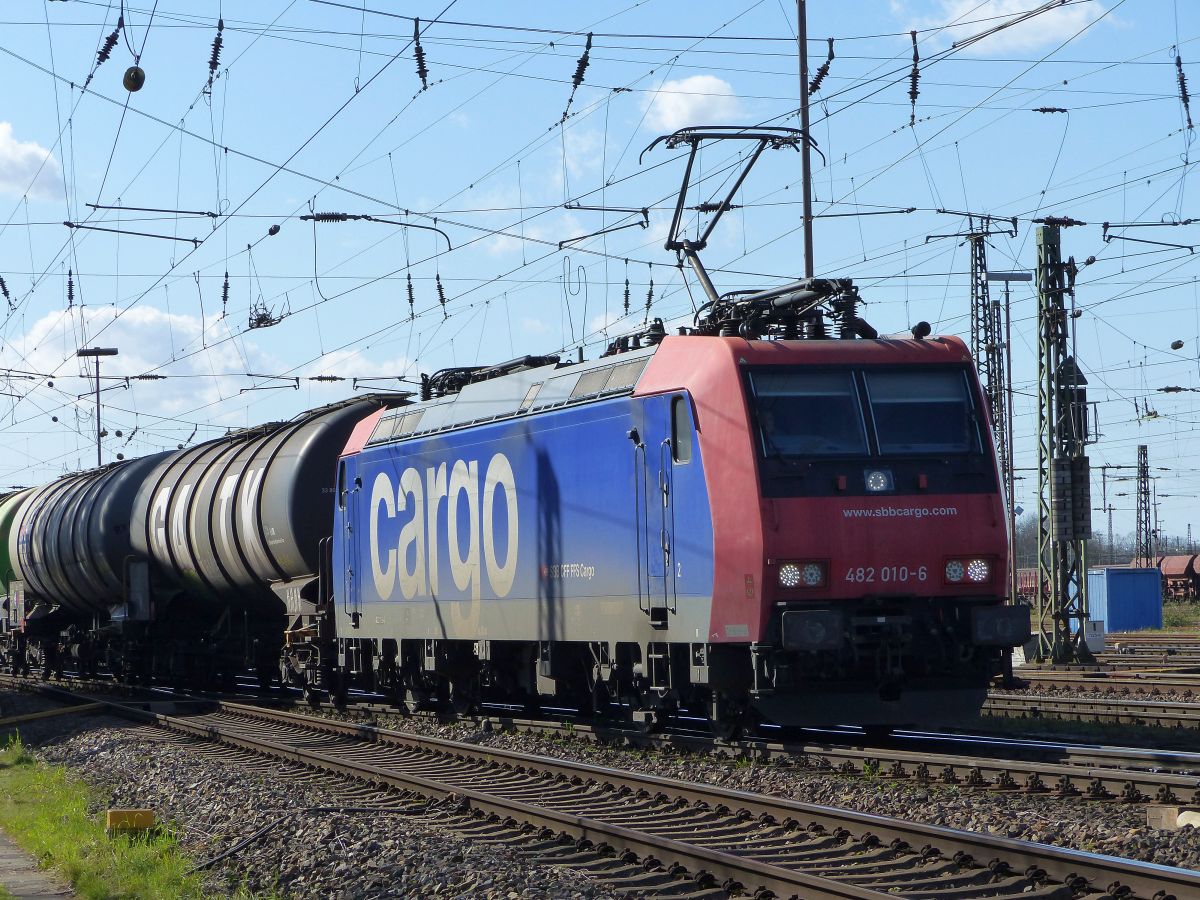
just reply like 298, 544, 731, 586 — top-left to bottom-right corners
2, 693, 622, 899
7, 686, 1200, 890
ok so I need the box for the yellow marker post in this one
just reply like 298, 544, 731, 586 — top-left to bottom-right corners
105, 810, 156, 835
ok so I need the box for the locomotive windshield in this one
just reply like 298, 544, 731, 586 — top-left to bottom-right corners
749, 367, 981, 459
750, 371, 868, 457
863, 370, 979, 455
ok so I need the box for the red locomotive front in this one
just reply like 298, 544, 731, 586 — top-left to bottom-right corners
637, 333, 1027, 726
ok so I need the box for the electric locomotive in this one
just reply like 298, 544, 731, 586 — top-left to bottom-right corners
284, 278, 1029, 731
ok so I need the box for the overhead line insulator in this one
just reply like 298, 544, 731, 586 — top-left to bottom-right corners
414, 18, 429, 91
907, 30, 920, 127
808, 37, 833, 96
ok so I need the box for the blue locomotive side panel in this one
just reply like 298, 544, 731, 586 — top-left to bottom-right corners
335, 393, 715, 642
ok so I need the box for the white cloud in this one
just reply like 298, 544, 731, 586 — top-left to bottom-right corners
0, 122, 63, 200
8, 305, 272, 420
521, 317, 550, 335
588, 309, 624, 337
895, 1, 1108, 54
642, 75, 742, 133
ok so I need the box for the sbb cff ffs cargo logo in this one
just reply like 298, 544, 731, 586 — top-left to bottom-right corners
368, 452, 519, 602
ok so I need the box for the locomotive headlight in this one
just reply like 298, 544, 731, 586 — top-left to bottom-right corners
864, 468, 894, 492
778, 560, 826, 589
779, 563, 802, 588
945, 559, 965, 583
966, 558, 991, 583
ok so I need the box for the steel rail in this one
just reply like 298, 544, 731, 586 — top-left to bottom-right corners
4, 676, 1200, 897
1014, 669, 1200, 694
208, 702, 1200, 900
985, 692, 1200, 728
119, 705, 900, 899
4, 673, 1200, 805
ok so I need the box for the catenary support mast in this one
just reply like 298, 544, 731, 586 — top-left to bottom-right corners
797, 0, 814, 277
1034, 225, 1092, 663
1136, 444, 1152, 566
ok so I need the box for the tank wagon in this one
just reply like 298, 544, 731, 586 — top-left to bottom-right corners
282, 284, 1029, 730
0, 396, 395, 682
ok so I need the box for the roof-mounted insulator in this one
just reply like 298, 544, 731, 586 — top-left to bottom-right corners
66, 269, 75, 307
809, 37, 834, 96
436, 272, 448, 319
908, 31, 920, 126
414, 18, 429, 91
1178, 54, 1194, 129
407, 272, 415, 320
85, 17, 122, 89
221, 271, 229, 314
560, 32, 593, 123
208, 18, 224, 85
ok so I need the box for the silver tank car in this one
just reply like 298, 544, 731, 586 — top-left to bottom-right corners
128, 396, 394, 611
9, 453, 170, 615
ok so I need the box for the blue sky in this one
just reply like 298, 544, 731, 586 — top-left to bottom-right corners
0, 0, 1196, 543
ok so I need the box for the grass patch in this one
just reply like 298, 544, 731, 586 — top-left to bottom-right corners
0, 733, 212, 899
1162, 602, 1200, 630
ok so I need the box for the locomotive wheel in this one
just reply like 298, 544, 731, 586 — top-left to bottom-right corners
709, 691, 747, 741
256, 667, 274, 692
863, 725, 893, 743
448, 675, 480, 716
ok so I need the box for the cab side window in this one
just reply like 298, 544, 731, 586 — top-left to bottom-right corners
671, 396, 693, 463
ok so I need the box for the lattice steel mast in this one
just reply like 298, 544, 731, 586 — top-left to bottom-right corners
927, 213, 1017, 480
1034, 224, 1092, 663
1135, 445, 1152, 566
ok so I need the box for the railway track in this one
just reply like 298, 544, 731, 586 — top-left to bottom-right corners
3, 678, 1200, 899
1015, 669, 1200, 695
986, 692, 1200, 729
1107, 633, 1200, 647
5, 673, 1200, 807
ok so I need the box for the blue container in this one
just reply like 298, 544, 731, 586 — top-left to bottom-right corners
1086, 567, 1163, 632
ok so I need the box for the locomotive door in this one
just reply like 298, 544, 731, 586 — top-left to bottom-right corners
636, 396, 676, 628
339, 461, 362, 625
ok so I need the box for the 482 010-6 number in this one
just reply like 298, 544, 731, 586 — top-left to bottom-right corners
844, 565, 928, 584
